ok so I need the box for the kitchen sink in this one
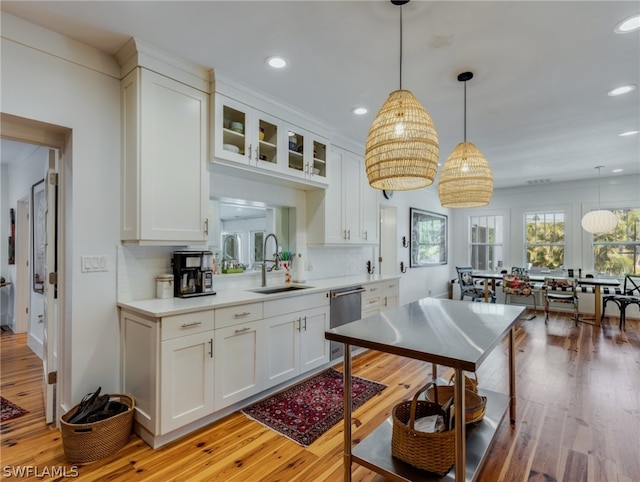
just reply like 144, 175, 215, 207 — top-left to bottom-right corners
248, 285, 313, 294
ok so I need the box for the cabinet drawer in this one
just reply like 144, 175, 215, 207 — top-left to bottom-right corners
162, 311, 215, 341
383, 280, 399, 295
263, 291, 329, 318
215, 302, 263, 329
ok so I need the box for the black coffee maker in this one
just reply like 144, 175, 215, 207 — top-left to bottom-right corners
172, 251, 216, 298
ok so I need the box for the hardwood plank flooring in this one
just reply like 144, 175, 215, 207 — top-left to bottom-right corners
1, 312, 638, 481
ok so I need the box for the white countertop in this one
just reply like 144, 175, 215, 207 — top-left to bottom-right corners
117, 274, 400, 318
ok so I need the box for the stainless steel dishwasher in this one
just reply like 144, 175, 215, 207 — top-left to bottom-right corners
330, 286, 366, 360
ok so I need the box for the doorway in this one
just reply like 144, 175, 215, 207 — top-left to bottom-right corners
1, 113, 69, 425
379, 205, 398, 276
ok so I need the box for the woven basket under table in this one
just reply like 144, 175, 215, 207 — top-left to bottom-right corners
60, 393, 134, 464
425, 383, 487, 424
391, 382, 455, 475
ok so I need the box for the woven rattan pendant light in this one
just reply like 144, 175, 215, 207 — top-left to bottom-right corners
438, 72, 493, 207
365, 0, 439, 191
581, 166, 618, 234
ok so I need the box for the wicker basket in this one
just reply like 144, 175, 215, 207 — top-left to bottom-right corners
391, 382, 455, 475
60, 394, 134, 464
425, 380, 487, 424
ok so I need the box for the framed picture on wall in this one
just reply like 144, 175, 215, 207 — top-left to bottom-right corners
32, 179, 45, 294
410, 207, 448, 267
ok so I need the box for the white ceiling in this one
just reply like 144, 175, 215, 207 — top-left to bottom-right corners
2, 1, 639, 189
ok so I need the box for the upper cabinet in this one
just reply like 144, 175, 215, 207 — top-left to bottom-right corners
211, 88, 329, 189
117, 39, 212, 245
307, 146, 378, 245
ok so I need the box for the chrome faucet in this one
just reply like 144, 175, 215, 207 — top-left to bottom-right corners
261, 233, 280, 287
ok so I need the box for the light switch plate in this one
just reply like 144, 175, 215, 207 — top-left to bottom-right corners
81, 255, 108, 273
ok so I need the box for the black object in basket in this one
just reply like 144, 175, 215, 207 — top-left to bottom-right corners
60, 393, 134, 464
391, 382, 455, 475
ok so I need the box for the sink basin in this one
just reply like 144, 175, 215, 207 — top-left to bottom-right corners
248, 284, 313, 294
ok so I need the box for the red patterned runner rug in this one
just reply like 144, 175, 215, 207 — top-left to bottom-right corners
242, 368, 386, 447
1, 396, 29, 422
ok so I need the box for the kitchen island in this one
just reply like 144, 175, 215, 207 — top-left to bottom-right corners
325, 298, 524, 482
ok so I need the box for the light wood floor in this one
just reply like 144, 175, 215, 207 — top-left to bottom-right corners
1, 312, 639, 481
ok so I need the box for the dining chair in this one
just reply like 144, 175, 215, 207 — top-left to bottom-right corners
456, 266, 495, 303
543, 277, 579, 324
601, 274, 640, 330
502, 269, 537, 319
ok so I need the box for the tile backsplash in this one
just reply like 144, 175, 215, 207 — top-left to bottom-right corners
117, 244, 377, 302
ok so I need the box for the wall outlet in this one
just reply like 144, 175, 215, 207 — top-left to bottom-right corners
81, 255, 108, 273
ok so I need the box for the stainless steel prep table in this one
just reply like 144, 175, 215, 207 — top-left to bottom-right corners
325, 298, 524, 482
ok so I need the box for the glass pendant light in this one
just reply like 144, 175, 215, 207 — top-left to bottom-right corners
365, 0, 439, 191
438, 72, 493, 208
581, 166, 619, 234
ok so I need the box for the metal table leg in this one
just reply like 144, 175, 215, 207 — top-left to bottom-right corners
343, 343, 352, 482
509, 327, 516, 424
454, 367, 466, 481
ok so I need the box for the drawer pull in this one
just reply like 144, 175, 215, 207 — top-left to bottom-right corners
181, 321, 202, 328
235, 327, 251, 334
234, 312, 251, 318
368, 299, 377, 304
369, 287, 378, 292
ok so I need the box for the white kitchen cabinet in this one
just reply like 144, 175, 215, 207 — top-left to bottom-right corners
120, 309, 215, 439
213, 93, 282, 174
382, 279, 400, 310
361, 281, 385, 318
285, 125, 328, 183
307, 146, 378, 245
263, 293, 330, 389
160, 330, 214, 434
121, 67, 209, 244
214, 320, 263, 410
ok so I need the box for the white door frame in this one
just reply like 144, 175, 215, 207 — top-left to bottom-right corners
1, 113, 69, 426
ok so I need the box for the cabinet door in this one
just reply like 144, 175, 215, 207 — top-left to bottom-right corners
284, 125, 307, 179
299, 305, 330, 372
343, 152, 363, 243
361, 174, 379, 245
214, 93, 252, 164
160, 331, 214, 434
214, 322, 262, 410
123, 68, 209, 244
254, 109, 283, 173
263, 314, 300, 389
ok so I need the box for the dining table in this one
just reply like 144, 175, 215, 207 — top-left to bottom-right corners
576, 277, 620, 325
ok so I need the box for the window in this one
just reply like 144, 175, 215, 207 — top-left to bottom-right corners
470, 215, 503, 271
592, 207, 640, 275
524, 211, 565, 269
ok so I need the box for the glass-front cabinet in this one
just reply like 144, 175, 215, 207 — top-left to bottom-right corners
213, 92, 328, 186
285, 124, 328, 183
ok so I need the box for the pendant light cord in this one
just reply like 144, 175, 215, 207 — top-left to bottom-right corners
463, 80, 467, 142
399, 6, 403, 90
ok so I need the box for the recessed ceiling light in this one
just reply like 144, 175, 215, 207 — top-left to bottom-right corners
265, 56, 287, 69
352, 107, 368, 115
607, 84, 636, 96
619, 130, 640, 136
614, 14, 640, 33
612, 168, 623, 173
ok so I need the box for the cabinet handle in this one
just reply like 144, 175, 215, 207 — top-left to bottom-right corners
235, 327, 251, 334
204, 218, 209, 235
368, 299, 377, 305
255, 146, 259, 163
181, 321, 202, 328
296, 317, 301, 332
209, 338, 213, 358
248, 143, 252, 161
384, 296, 388, 307
302, 316, 307, 331
234, 312, 251, 318
369, 287, 378, 292
347, 229, 351, 240
343, 230, 347, 240
363, 230, 368, 241
305, 163, 309, 174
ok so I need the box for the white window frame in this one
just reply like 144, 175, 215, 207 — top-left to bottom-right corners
469, 213, 505, 271
523, 210, 567, 270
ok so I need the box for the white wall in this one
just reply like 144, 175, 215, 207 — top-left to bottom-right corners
449, 175, 640, 274
2, 13, 121, 408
